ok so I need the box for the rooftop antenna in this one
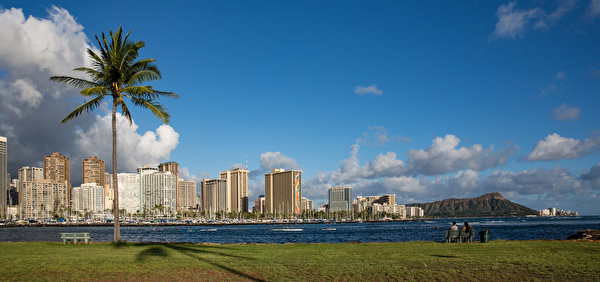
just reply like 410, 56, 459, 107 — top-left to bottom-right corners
245, 152, 248, 170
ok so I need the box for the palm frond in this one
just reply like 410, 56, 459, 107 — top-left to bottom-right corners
50, 76, 99, 89
130, 96, 171, 124
80, 86, 108, 96
127, 70, 162, 85
118, 98, 134, 124
62, 95, 105, 123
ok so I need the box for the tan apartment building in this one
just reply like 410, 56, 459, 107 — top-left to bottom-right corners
201, 179, 227, 213
82, 156, 105, 186
264, 169, 302, 216
44, 152, 70, 189
20, 179, 69, 218
219, 168, 249, 213
177, 179, 197, 209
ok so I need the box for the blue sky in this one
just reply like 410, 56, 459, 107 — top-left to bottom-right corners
1, 1, 599, 214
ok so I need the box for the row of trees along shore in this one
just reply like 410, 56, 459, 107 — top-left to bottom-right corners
50, 27, 178, 242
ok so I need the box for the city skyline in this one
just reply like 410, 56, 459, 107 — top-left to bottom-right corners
0, 2, 599, 214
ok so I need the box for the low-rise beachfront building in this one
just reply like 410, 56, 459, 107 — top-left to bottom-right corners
301, 197, 313, 212
254, 195, 265, 214
406, 206, 424, 217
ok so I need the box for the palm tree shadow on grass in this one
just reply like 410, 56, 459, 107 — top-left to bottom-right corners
133, 243, 264, 281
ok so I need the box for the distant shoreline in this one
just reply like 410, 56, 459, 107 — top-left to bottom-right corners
0, 215, 588, 228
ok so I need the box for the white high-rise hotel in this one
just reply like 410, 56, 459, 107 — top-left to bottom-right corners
113, 166, 176, 216
140, 166, 176, 216
72, 183, 104, 213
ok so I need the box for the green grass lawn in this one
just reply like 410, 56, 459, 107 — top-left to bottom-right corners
0, 240, 598, 281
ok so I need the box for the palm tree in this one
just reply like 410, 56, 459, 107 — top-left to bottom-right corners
50, 27, 177, 242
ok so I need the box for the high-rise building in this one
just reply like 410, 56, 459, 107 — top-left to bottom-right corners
264, 169, 302, 216
72, 183, 104, 213
117, 173, 140, 214
177, 179, 197, 209
17, 167, 44, 212
158, 161, 179, 207
82, 156, 105, 186
201, 179, 227, 213
328, 186, 352, 212
0, 136, 7, 218
253, 195, 265, 214
219, 168, 249, 213
43, 152, 70, 190
20, 179, 68, 218
140, 167, 176, 216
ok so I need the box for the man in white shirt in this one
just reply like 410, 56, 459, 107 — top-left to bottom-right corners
450, 221, 458, 230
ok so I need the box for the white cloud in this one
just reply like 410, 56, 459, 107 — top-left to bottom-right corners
406, 135, 517, 175
490, 1, 575, 40
302, 134, 517, 205
585, 0, 600, 20
552, 104, 580, 121
0, 6, 96, 184
180, 166, 208, 182
259, 152, 299, 170
526, 133, 600, 161
75, 113, 180, 173
354, 84, 383, 96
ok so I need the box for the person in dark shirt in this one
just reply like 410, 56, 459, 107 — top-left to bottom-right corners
462, 222, 471, 233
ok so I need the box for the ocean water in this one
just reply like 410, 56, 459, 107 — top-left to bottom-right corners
1, 216, 598, 243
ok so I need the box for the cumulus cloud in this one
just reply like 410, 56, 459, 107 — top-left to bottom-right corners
552, 104, 580, 121
75, 113, 179, 173
526, 133, 600, 161
490, 1, 575, 40
258, 152, 300, 171
302, 134, 518, 205
0, 6, 95, 181
354, 84, 383, 96
0, 6, 181, 186
249, 151, 300, 180
302, 137, 600, 213
406, 135, 517, 175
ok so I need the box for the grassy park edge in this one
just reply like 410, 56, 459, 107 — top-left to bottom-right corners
0, 240, 599, 281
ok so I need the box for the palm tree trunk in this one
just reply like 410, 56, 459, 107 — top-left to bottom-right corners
112, 101, 121, 242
